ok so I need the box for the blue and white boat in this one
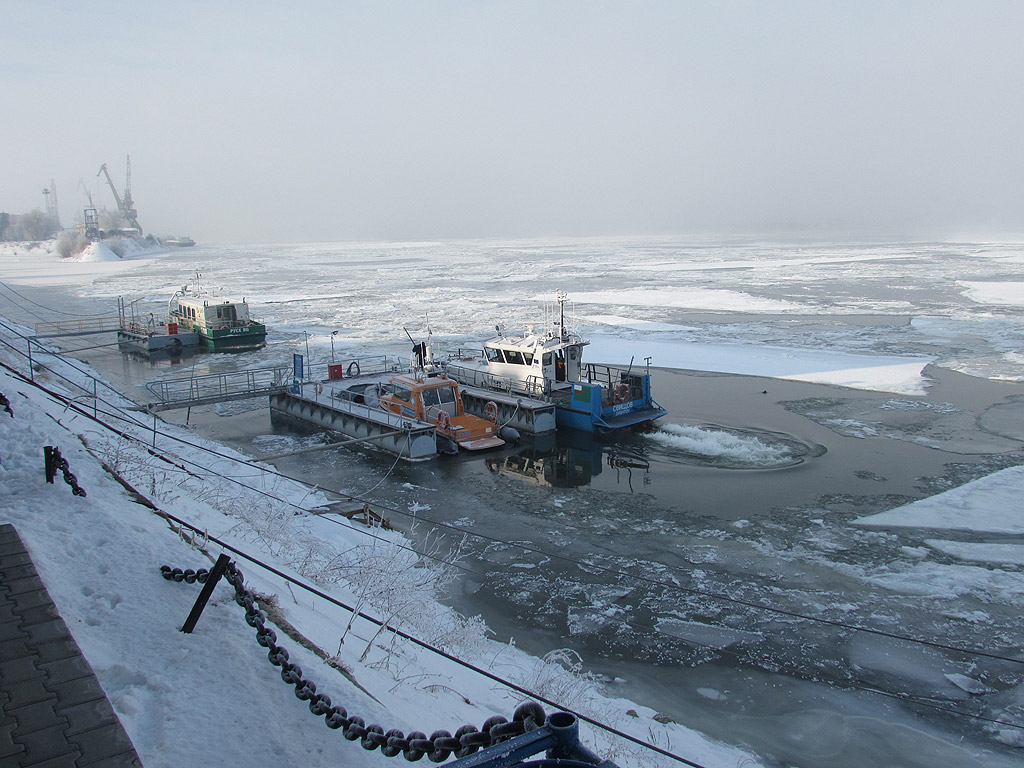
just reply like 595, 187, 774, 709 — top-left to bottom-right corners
444, 292, 667, 434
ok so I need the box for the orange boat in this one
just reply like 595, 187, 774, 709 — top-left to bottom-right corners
379, 372, 505, 452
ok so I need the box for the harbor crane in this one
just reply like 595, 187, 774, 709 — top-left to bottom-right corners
42, 179, 60, 229
77, 179, 101, 240
97, 155, 142, 234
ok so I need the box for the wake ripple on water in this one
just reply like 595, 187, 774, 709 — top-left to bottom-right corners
647, 423, 815, 468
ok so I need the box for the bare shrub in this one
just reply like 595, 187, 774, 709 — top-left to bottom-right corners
56, 229, 87, 258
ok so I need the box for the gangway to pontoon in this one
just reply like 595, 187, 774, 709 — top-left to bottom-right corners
32, 316, 122, 339
145, 365, 292, 412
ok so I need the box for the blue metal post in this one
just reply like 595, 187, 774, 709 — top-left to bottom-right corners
445, 712, 618, 767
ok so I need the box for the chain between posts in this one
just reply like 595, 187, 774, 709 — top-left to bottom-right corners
161, 561, 550, 762
43, 445, 86, 496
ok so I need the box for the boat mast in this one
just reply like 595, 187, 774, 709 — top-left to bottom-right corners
556, 290, 568, 341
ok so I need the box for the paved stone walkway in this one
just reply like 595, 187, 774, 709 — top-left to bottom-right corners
0, 524, 142, 767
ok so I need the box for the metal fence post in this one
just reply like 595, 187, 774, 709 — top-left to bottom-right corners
181, 553, 232, 634
44, 446, 56, 483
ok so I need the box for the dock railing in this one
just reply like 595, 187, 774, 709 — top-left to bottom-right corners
306, 354, 405, 383
145, 365, 293, 411
32, 316, 122, 338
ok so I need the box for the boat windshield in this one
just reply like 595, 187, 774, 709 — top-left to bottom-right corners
421, 385, 457, 407
390, 384, 413, 402
486, 347, 533, 366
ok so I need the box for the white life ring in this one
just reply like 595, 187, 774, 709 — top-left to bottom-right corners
485, 401, 498, 422
436, 410, 451, 431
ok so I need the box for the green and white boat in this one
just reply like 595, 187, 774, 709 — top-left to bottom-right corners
167, 272, 266, 352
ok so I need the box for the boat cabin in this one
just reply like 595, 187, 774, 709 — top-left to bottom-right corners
482, 325, 587, 394
172, 295, 254, 332
380, 373, 503, 451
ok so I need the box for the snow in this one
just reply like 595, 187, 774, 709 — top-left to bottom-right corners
587, 334, 930, 395
855, 465, 1024, 534
0, 238, 168, 287
0, 243, 761, 766
76, 241, 123, 262
569, 286, 806, 314
960, 281, 1024, 306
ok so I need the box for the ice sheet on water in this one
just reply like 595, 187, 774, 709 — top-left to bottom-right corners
655, 617, 763, 649
925, 540, 1024, 566
959, 281, 1024, 307
856, 465, 1024, 533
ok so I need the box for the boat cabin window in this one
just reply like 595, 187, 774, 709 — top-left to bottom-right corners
420, 385, 457, 408
390, 384, 413, 402
485, 348, 503, 363
543, 352, 552, 366
504, 349, 526, 365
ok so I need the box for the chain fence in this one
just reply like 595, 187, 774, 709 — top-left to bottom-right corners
160, 561, 602, 765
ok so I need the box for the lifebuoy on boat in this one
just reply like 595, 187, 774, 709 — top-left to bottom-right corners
347, 360, 360, 377
436, 410, 451, 431
485, 400, 498, 423
613, 383, 629, 404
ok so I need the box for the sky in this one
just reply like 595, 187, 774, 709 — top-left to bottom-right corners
3, 1, 1024, 244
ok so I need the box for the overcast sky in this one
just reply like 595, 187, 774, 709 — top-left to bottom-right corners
3, 1, 1022, 244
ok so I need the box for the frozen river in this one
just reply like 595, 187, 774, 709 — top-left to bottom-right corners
3, 236, 1024, 767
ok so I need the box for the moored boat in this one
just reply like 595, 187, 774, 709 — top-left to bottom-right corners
167, 272, 266, 352
443, 291, 667, 433
377, 371, 506, 452
117, 296, 200, 356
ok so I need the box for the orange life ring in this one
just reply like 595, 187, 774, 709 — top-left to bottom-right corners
613, 383, 629, 404
436, 410, 451, 431
485, 401, 498, 422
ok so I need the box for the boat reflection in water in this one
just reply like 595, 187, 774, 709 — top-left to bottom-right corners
486, 434, 650, 490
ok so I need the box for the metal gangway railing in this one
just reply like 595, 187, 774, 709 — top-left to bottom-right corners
32, 316, 122, 338
145, 365, 292, 412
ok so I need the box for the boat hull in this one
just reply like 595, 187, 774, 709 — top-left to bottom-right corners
197, 324, 267, 352
117, 328, 200, 355
554, 379, 667, 433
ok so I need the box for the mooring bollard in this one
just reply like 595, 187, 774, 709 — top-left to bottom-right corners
180, 553, 232, 634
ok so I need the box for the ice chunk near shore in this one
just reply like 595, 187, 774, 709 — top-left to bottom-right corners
944, 673, 992, 695
854, 465, 1024, 534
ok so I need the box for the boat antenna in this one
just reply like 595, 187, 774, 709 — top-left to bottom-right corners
556, 290, 568, 341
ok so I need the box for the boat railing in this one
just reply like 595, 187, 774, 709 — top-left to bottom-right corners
442, 362, 516, 393
582, 362, 648, 404
327, 390, 431, 430
307, 355, 406, 382
210, 316, 264, 330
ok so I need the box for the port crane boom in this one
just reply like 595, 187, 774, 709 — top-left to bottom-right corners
97, 155, 142, 234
